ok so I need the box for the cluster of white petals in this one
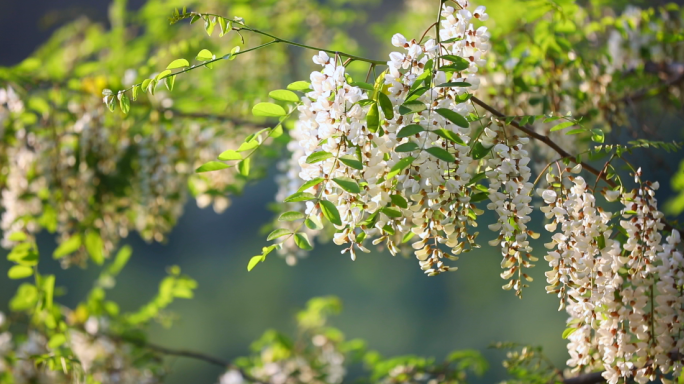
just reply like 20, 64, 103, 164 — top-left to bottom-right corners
485, 124, 536, 297
539, 168, 684, 383
276, 3, 493, 275
0, 85, 246, 266
0, 319, 164, 383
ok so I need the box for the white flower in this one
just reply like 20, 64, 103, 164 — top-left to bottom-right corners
219, 370, 245, 384
473, 6, 488, 21
313, 51, 330, 65
391, 33, 408, 47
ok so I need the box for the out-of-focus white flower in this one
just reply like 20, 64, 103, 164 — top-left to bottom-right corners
219, 370, 245, 384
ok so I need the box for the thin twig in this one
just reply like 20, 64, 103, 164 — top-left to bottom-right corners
470, 96, 614, 187
113, 335, 265, 383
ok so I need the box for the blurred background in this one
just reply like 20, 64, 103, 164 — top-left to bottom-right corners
1, 0, 683, 383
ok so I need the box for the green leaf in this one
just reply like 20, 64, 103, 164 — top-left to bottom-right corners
252, 102, 286, 117
196, 161, 230, 173
267, 228, 292, 241
43, 274, 55, 309
360, 212, 379, 227
305, 216, 323, 230
399, 100, 427, 115
390, 194, 408, 209
108, 246, 132, 276
433, 128, 466, 145
294, 233, 313, 250
8, 242, 38, 266
595, 234, 606, 250
237, 140, 259, 152
339, 156, 363, 170
196, 49, 213, 61
550, 121, 574, 132
405, 86, 429, 102
218, 150, 242, 161
377, 92, 394, 120
566, 128, 585, 135
436, 82, 472, 88
48, 334, 67, 349
396, 142, 419, 152
165, 75, 176, 91
284, 192, 316, 203
298, 178, 324, 193
471, 143, 492, 160
237, 158, 250, 176
166, 59, 190, 69
439, 56, 470, 71
562, 327, 578, 339
426, 147, 456, 162
320, 200, 342, 226
468, 172, 486, 185
131, 85, 139, 101
279, 211, 306, 221
442, 36, 464, 43
10, 283, 38, 311
247, 255, 264, 271
470, 192, 489, 202
150, 79, 160, 95
8, 232, 27, 242
387, 156, 415, 179
591, 129, 605, 143
350, 82, 375, 91
218, 17, 229, 36
435, 108, 469, 128
228, 46, 240, 60
305, 151, 333, 164
119, 93, 130, 114
53, 234, 82, 259
156, 70, 172, 80
8, 265, 33, 279
455, 93, 471, 103
269, 90, 299, 103
367, 102, 380, 133
397, 124, 425, 138
381, 207, 402, 218
205, 16, 217, 36
141, 79, 151, 91
85, 231, 104, 265
287, 81, 311, 91
333, 177, 361, 194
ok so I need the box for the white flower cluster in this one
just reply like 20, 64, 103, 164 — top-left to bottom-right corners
485, 124, 536, 297
0, 85, 247, 265
539, 168, 684, 384
247, 333, 346, 384
276, 2, 492, 274
0, 320, 164, 383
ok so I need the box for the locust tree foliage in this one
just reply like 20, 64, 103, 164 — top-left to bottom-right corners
0, 0, 684, 383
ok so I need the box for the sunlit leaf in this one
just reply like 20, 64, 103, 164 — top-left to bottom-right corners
253, 102, 286, 117
196, 161, 230, 173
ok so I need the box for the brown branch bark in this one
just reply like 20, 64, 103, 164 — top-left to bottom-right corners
563, 372, 605, 384
112, 335, 265, 383
470, 96, 615, 187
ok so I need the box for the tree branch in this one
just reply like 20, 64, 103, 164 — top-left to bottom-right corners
470, 95, 678, 234
113, 335, 265, 383
470, 96, 614, 187
563, 372, 605, 384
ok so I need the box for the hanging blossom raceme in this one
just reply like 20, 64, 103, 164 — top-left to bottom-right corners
485, 122, 537, 297
538, 166, 684, 384
276, 2, 492, 275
